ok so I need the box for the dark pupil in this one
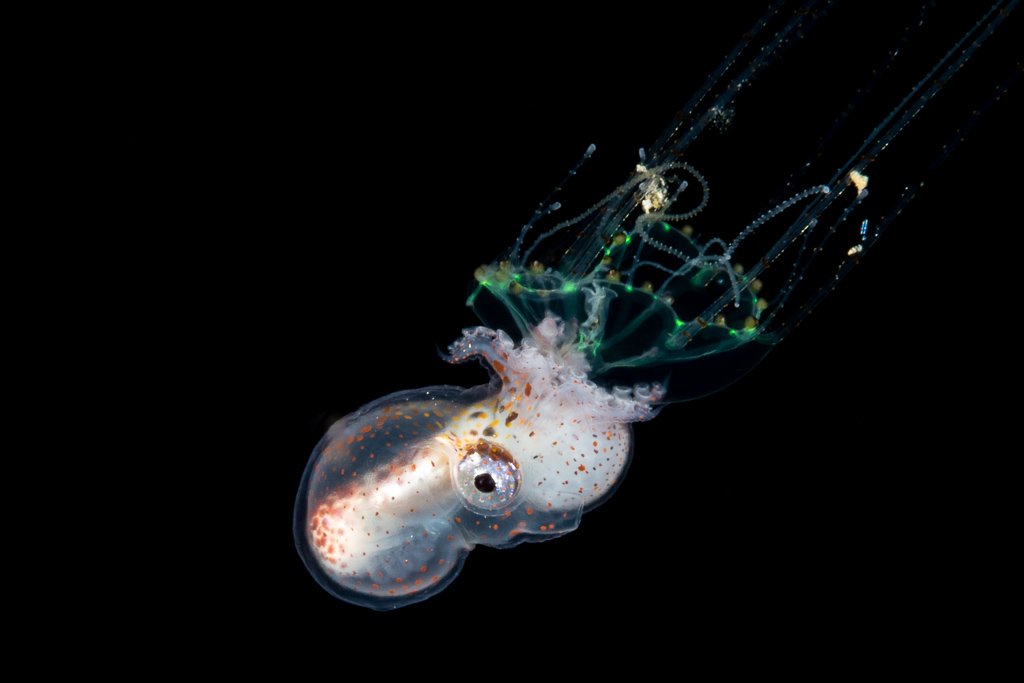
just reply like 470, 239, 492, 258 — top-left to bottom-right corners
474, 473, 496, 493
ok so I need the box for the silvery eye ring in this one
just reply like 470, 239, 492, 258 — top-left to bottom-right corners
453, 440, 522, 515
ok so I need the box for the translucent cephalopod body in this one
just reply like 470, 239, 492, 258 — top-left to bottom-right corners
295, 318, 659, 608
295, 2, 1017, 608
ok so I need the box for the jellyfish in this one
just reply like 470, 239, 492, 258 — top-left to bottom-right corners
294, 2, 1018, 609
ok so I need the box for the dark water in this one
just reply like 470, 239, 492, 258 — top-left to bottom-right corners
185, 3, 1019, 653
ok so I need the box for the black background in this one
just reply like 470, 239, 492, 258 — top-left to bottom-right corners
192, 4, 1020, 647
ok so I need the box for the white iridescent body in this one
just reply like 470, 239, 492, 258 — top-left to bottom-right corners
295, 316, 660, 608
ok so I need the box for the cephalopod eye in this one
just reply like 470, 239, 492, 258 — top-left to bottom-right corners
453, 439, 521, 515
